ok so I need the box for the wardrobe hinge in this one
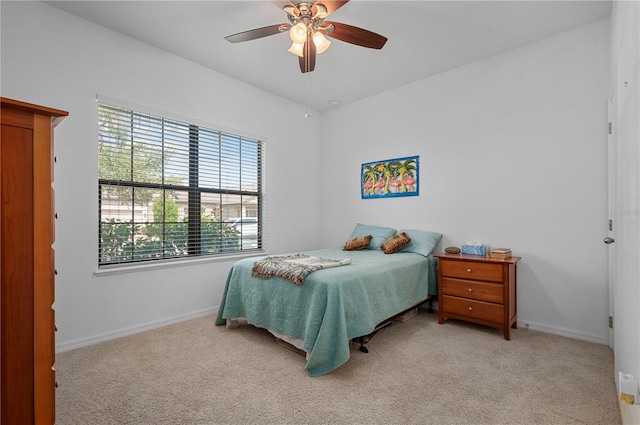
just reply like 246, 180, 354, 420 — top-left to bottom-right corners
609, 122, 612, 135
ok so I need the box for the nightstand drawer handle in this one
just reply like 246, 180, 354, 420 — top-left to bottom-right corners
468, 288, 472, 292
468, 306, 473, 311
466, 268, 472, 273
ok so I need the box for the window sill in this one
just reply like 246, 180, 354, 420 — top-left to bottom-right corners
94, 250, 266, 276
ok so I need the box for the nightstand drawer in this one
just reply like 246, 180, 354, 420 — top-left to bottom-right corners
440, 260, 503, 282
441, 295, 503, 323
441, 278, 503, 303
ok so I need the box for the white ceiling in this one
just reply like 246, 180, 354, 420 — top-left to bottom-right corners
46, 0, 612, 111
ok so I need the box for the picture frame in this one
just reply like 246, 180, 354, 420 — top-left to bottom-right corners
361, 155, 419, 199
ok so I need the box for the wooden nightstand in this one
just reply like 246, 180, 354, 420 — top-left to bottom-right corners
435, 253, 521, 340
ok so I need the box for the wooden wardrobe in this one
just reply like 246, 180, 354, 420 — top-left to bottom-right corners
1, 97, 68, 424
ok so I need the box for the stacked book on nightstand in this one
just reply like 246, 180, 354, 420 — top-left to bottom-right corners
489, 248, 512, 259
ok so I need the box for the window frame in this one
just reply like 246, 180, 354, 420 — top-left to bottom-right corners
97, 98, 265, 269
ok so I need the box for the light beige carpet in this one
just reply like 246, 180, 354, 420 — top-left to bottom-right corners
55, 311, 621, 424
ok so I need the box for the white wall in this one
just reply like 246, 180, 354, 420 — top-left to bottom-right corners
320, 19, 611, 343
1, 1, 324, 351
1, 1, 615, 349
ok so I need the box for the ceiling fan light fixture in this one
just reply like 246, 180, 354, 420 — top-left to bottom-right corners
225, 1, 387, 73
288, 41, 305, 57
312, 31, 331, 54
314, 4, 328, 19
289, 22, 307, 44
283, 5, 297, 17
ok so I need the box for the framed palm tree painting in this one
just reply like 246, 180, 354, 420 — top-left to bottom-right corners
361, 155, 419, 199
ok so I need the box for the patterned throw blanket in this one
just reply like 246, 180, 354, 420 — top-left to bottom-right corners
251, 254, 352, 286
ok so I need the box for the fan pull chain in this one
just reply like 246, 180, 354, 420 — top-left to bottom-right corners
305, 73, 312, 118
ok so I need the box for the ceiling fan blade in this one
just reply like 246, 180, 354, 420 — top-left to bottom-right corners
315, 1, 349, 16
225, 24, 288, 43
299, 38, 317, 73
323, 22, 387, 49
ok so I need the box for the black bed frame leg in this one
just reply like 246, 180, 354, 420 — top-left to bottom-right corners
428, 298, 434, 314
357, 337, 369, 353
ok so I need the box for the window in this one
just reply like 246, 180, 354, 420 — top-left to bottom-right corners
98, 102, 263, 267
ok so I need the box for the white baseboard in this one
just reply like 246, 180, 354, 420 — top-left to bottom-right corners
619, 399, 640, 425
428, 304, 607, 345
517, 319, 609, 345
55, 308, 608, 353
55, 306, 218, 353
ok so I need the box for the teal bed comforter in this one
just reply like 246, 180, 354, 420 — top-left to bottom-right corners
215, 248, 437, 376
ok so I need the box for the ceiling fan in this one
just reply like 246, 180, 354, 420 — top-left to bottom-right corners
225, 1, 387, 73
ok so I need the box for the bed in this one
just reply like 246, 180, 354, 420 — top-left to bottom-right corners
215, 224, 442, 376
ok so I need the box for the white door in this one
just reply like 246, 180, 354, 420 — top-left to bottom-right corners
606, 73, 617, 350
609, 0, 640, 394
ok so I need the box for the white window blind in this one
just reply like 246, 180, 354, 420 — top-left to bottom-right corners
98, 102, 263, 266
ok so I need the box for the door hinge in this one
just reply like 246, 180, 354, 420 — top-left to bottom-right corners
609, 219, 613, 231
609, 316, 613, 328
609, 122, 613, 135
